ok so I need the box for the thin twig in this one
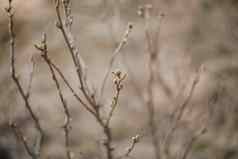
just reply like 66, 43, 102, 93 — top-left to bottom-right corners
178, 127, 207, 159
54, 2, 116, 159
163, 70, 201, 157
10, 122, 35, 158
106, 70, 126, 126
102, 70, 126, 159
55, 0, 95, 107
62, 0, 73, 28
49, 59, 96, 116
99, 23, 133, 104
35, 33, 73, 159
105, 13, 145, 111
5, 1, 44, 158
26, 56, 36, 99
146, 57, 160, 159
140, 5, 161, 159
54, 4, 111, 157
54, 1, 130, 159
118, 134, 141, 159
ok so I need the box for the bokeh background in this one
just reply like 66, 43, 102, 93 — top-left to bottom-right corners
0, 0, 238, 159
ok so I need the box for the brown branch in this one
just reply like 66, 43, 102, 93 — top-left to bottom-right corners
5, 1, 44, 158
178, 127, 207, 159
163, 70, 201, 158
99, 23, 133, 104
146, 57, 160, 159
55, 0, 95, 108
35, 33, 73, 159
105, 70, 126, 126
118, 134, 141, 159
101, 70, 127, 159
62, 0, 73, 28
105, 14, 145, 111
49, 59, 97, 116
53, 2, 130, 159
26, 56, 36, 99
54, 2, 118, 159
137, 5, 168, 159
140, 5, 161, 159
102, 125, 114, 159
10, 122, 36, 159
54, 4, 110, 157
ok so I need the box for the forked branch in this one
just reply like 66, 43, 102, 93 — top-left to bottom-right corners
35, 34, 73, 159
5, 1, 44, 158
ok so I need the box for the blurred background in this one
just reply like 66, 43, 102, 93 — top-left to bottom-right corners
0, 0, 238, 159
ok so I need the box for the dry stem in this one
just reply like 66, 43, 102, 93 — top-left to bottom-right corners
141, 5, 162, 159
118, 134, 141, 159
55, 0, 95, 107
44, 54, 96, 116
35, 33, 73, 159
53, 1, 129, 159
10, 122, 36, 158
99, 23, 133, 104
177, 127, 207, 159
163, 70, 201, 158
5, 1, 44, 158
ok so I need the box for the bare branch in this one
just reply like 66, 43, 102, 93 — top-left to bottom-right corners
35, 33, 73, 159
118, 134, 141, 159
163, 70, 201, 158
10, 122, 36, 159
5, 1, 44, 158
178, 127, 207, 159
62, 0, 73, 27
106, 70, 126, 126
49, 59, 97, 116
101, 70, 127, 159
54, 3, 125, 158
26, 56, 36, 99
139, 5, 162, 159
55, 0, 95, 107
99, 23, 133, 104
102, 125, 114, 159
